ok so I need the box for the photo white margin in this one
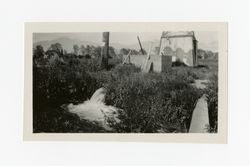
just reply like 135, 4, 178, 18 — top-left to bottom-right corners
24, 22, 228, 143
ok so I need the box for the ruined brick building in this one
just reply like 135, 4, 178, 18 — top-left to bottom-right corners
159, 31, 198, 67
123, 31, 198, 72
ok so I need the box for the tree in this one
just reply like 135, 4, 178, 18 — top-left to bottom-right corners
73, 44, 80, 56
108, 46, 116, 58
119, 48, 130, 55
119, 48, 141, 55
63, 49, 67, 55
85, 45, 91, 55
130, 49, 139, 55
48, 43, 63, 55
33, 45, 46, 66
33, 45, 44, 59
80, 45, 85, 55
95, 46, 102, 58
89, 45, 96, 57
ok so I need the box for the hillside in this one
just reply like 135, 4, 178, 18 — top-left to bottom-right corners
33, 37, 101, 52
34, 37, 218, 53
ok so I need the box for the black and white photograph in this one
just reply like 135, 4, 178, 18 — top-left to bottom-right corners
2, 0, 250, 165
31, 28, 221, 134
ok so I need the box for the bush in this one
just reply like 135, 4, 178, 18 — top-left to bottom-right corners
33, 59, 100, 106
199, 56, 218, 132
33, 107, 106, 133
33, 58, 102, 132
80, 58, 102, 72
169, 67, 199, 83
33, 57, 205, 133
205, 73, 218, 132
111, 64, 141, 76
91, 66, 202, 133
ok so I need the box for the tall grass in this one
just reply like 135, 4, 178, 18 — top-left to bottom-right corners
91, 64, 202, 132
33, 56, 217, 133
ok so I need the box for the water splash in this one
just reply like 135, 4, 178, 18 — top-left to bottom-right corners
66, 88, 121, 130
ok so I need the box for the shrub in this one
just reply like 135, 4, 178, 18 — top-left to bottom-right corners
33, 59, 100, 106
199, 56, 218, 132
91, 66, 202, 133
205, 73, 218, 132
33, 57, 206, 133
33, 106, 106, 133
33, 58, 102, 132
111, 64, 141, 76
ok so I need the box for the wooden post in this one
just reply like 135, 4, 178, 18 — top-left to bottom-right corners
137, 36, 145, 55
192, 38, 198, 66
122, 50, 132, 64
142, 42, 153, 72
158, 31, 165, 55
101, 32, 109, 69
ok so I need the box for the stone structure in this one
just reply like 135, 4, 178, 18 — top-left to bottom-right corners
159, 31, 198, 66
122, 31, 198, 72
123, 54, 172, 72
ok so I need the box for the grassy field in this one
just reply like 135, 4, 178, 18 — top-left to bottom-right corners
33, 55, 218, 133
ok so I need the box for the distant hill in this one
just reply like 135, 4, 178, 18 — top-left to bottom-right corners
34, 37, 141, 53
33, 37, 101, 52
34, 37, 218, 53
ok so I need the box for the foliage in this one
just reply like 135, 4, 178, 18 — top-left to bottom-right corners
73, 44, 80, 55
197, 49, 218, 60
90, 65, 202, 133
205, 73, 218, 132
33, 58, 100, 106
119, 48, 146, 55
47, 43, 63, 55
33, 43, 218, 133
33, 106, 106, 133
33, 56, 102, 132
198, 56, 218, 132
33, 45, 45, 59
33, 45, 47, 66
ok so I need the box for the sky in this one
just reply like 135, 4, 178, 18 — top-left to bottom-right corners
33, 31, 218, 51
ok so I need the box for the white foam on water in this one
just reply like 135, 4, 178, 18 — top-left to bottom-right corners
66, 88, 121, 129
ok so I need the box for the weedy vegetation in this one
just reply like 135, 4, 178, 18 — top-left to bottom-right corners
33, 44, 218, 133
